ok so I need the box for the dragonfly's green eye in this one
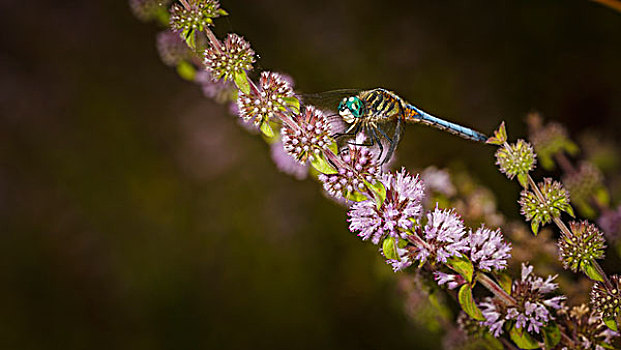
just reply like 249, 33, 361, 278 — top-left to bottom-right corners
338, 96, 364, 123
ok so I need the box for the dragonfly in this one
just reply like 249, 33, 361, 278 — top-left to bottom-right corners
301, 88, 489, 164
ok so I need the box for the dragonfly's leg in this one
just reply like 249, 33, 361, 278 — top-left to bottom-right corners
383, 118, 402, 165
367, 127, 384, 162
346, 138, 375, 147
375, 126, 393, 143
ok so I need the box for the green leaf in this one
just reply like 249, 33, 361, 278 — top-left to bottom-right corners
582, 261, 605, 282
259, 121, 275, 138
542, 323, 561, 348
458, 285, 484, 321
217, 8, 229, 16
183, 29, 196, 50
382, 237, 398, 260
447, 255, 474, 284
565, 140, 579, 155
564, 204, 575, 218
344, 190, 368, 202
176, 61, 197, 81
364, 179, 386, 210
496, 273, 513, 294
282, 96, 300, 114
509, 325, 540, 349
486, 121, 507, 145
310, 152, 338, 175
531, 220, 540, 236
603, 316, 618, 331
328, 141, 338, 155
233, 71, 251, 95
540, 155, 555, 170
517, 173, 529, 188
483, 334, 504, 350
154, 7, 170, 26
594, 187, 610, 207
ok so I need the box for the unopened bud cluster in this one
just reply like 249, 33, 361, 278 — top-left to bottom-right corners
170, 0, 226, 33
495, 139, 536, 181
591, 275, 621, 319
204, 34, 255, 83
519, 178, 573, 233
558, 221, 606, 273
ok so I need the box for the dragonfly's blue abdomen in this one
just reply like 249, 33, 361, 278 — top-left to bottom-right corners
405, 104, 488, 142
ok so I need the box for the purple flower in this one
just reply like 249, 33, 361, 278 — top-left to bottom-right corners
421, 166, 456, 197
480, 298, 506, 337
130, 0, 172, 22
194, 70, 235, 103
281, 106, 332, 164
319, 144, 380, 200
434, 272, 464, 290
386, 247, 413, 272
203, 33, 255, 83
467, 225, 511, 272
156, 30, 192, 67
237, 71, 294, 127
348, 168, 424, 245
270, 141, 308, 180
481, 263, 565, 337
598, 205, 621, 241
416, 207, 468, 263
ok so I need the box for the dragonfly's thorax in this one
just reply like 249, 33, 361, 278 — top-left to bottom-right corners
358, 89, 404, 123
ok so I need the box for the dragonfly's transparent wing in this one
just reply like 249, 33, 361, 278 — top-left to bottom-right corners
298, 89, 362, 113
298, 89, 362, 135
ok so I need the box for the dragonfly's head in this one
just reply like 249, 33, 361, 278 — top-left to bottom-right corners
338, 96, 364, 124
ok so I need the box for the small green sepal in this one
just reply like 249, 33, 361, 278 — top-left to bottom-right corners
486, 121, 507, 145
183, 29, 196, 50
310, 152, 338, 175
458, 284, 485, 321
517, 173, 529, 188
259, 121, 275, 138
447, 255, 474, 284
217, 8, 229, 16
603, 316, 618, 331
509, 325, 540, 349
582, 261, 605, 282
282, 96, 300, 114
531, 220, 540, 236
233, 71, 251, 95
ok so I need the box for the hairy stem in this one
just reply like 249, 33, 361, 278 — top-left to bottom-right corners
477, 273, 516, 306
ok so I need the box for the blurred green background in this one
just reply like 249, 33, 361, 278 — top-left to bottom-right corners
1, 0, 620, 349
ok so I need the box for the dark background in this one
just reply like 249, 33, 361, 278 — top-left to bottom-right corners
1, 1, 620, 349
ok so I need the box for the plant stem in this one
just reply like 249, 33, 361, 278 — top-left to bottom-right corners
592, 0, 621, 13
477, 273, 516, 306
